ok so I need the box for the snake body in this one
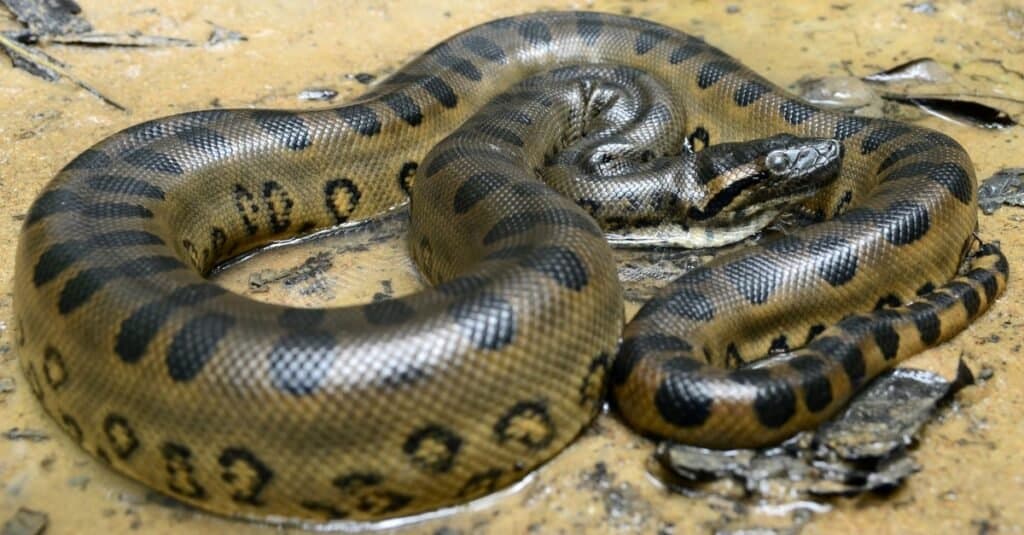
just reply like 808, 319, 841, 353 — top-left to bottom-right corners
13, 11, 1008, 523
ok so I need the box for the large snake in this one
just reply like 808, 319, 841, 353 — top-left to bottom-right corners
13, 11, 1008, 524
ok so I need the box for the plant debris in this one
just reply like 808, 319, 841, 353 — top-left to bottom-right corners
0, 508, 48, 535
978, 168, 1024, 214
863, 58, 952, 85
879, 94, 1017, 129
2, 427, 49, 442
207, 22, 246, 46
1, 0, 90, 35
656, 364, 973, 502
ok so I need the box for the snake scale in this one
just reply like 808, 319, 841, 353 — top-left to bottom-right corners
13, 11, 1008, 524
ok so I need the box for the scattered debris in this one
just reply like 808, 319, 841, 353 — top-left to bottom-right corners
978, 169, 1024, 214
0, 508, 48, 535
248, 251, 334, 293
0, 376, 14, 394
48, 31, 193, 47
1, 0, 90, 35
207, 22, 247, 46
878, 94, 1017, 128
657, 365, 971, 504
349, 72, 377, 84
902, 1, 938, 14
299, 87, 339, 101
863, 58, 952, 85
2, 428, 49, 442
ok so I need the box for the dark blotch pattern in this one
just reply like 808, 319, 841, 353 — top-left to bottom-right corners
363, 299, 416, 325
382, 93, 423, 126
449, 294, 516, 350
116, 284, 225, 364
861, 125, 911, 154
166, 313, 236, 382
907, 302, 941, 344
64, 149, 112, 170
658, 288, 715, 322
177, 126, 231, 156
122, 148, 184, 175
519, 246, 589, 291
575, 12, 603, 45
59, 256, 184, 315
86, 174, 165, 199
518, 20, 552, 46
612, 334, 691, 386
420, 76, 458, 108
696, 60, 739, 89
947, 281, 981, 317
253, 111, 312, 150
779, 99, 817, 125
635, 28, 670, 55
731, 368, 797, 428
834, 116, 869, 140
483, 208, 601, 245
882, 201, 931, 245
462, 35, 507, 63
723, 255, 783, 304
34, 230, 164, 287
336, 104, 382, 136
811, 336, 865, 388
453, 172, 510, 214
219, 448, 274, 505
403, 425, 462, 473
808, 235, 859, 286
733, 81, 770, 107
269, 331, 337, 396
787, 356, 833, 412
967, 267, 999, 302
654, 358, 713, 427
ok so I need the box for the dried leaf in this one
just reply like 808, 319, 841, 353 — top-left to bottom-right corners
863, 58, 952, 84
880, 93, 1017, 129
978, 168, 1024, 214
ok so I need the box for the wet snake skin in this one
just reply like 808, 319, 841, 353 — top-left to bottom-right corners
13, 11, 1009, 523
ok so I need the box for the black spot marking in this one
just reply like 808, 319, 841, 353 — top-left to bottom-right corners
877, 142, 933, 173
947, 281, 981, 317
811, 336, 865, 388
659, 288, 715, 321
449, 294, 516, 350
927, 162, 973, 204
788, 356, 833, 412
420, 76, 458, 108
398, 161, 417, 195
262, 181, 294, 233
697, 60, 739, 89
654, 359, 713, 427
166, 313, 236, 382
219, 448, 274, 506
363, 299, 415, 325
779, 99, 817, 125
483, 208, 600, 245
834, 116, 869, 140
177, 126, 231, 155
808, 235, 859, 286
907, 302, 941, 345
324, 178, 361, 224
336, 104, 381, 136
967, 268, 1000, 302
382, 93, 423, 127
458, 469, 503, 498
253, 110, 312, 150
122, 148, 184, 175
886, 201, 932, 245
731, 368, 797, 428
769, 335, 789, 355
669, 44, 702, 64
733, 81, 770, 106
59, 256, 184, 315
635, 27, 670, 54
806, 324, 826, 344
403, 425, 462, 473
103, 414, 139, 459
233, 184, 260, 235
723, 255, 783, 304
575, 12, 603, 45
519, 246, 588, 291
115, 284, 225, 364
613, 334, 692, 386
437, 53, 482, 81
61, 414, 83, 443
64, 149, 112, 170
34, 231, 165, 287
861, 125, 911, 154
875, 293, 903, 309
462, 35, 506, 63
161, 442, 206, 500
268, 331, 336, 396
518, 20, 551, 46
494, 400, 555, 449
332, 473, 412, 515
917, 282, 936, 296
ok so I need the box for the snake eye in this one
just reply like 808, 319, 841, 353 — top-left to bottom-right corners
765, 151, 791, 174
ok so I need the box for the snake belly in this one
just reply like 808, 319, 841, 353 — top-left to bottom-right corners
12, 11, 1008, 523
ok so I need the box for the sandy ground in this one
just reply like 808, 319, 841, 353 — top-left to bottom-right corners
1, 1, 1022, 534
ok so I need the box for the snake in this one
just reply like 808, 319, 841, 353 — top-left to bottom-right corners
12, 11, 1009, 524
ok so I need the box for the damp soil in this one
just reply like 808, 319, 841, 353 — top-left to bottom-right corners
1, 1, 1023, 534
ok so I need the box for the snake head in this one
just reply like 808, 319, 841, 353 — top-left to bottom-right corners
687, 134, 843, 224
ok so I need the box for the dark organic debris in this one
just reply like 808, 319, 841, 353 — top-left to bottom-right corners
350, 72, 377, 85
657, 366, 969, 503
2, 427, 49, 442
49, 31, 194, 47
879, 94, 1017, 129
1, 0, 90, 35
978, 168, 1024, 214
902, 1, 938, 15
0, 376, 14, 393
0, 508, 48, 535
299, 87, 339, 102
863, 58, 952, 84
248, 251, 334, 293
